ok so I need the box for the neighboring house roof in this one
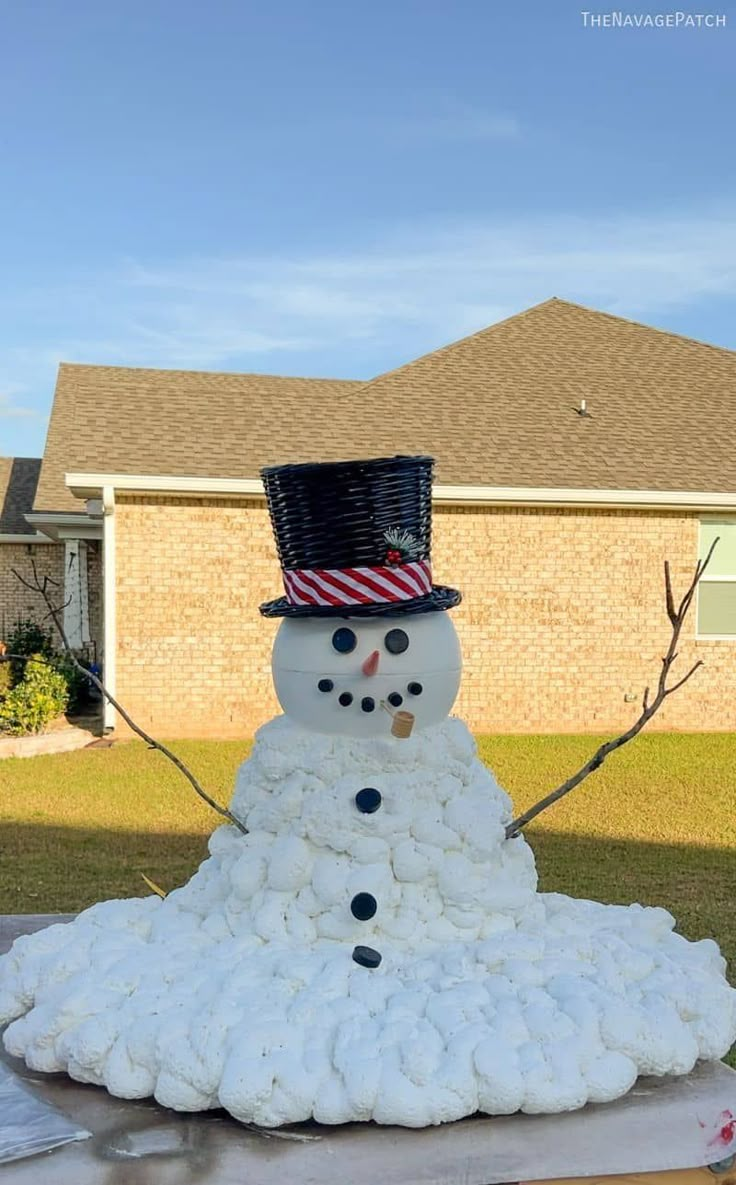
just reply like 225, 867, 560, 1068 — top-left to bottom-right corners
34, 370, 362, 513
35, 298, 736, 512
0, 457, 41, 534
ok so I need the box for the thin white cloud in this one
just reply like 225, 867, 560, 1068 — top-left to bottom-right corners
392, 105, 520, 142
0, 390, 44, 420
106, 208, 736, 357
3, 204, 736, 453
260, 101, 521, 146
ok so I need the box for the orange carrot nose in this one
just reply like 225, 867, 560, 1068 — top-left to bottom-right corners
362, 649, 380, 676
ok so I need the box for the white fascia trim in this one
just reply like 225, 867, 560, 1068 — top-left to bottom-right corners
0, 532, 56, 543
26, 511, 97, 524
66, 472, 736, 512
66, 473, 264, 499
431, 486, 736, 510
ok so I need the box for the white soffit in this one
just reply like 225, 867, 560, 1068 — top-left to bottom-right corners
0, 532, 55, 544
24, 512, 102, 542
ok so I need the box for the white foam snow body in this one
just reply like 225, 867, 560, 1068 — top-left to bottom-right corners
2, 716, 735, 1128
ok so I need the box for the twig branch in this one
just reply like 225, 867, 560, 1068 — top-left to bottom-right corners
505, 538, 718, 839
8, 560, 248, 835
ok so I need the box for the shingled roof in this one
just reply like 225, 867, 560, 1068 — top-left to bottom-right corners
35, 299, 736, 512
34, 370, 362, 513
0, 457, 41, 534
323, 298, 736, 492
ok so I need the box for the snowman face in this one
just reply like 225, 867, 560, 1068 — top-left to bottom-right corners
272, 613, 462, 737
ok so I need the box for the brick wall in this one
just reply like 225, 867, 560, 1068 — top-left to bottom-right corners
0, 541, 65, 641
0, 539, 103, 657
436, 505, 729, 733
113, 496, 735, 737
115, 496, 280, 737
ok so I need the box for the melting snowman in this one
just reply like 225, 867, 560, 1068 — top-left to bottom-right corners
1, 455, 735, 1129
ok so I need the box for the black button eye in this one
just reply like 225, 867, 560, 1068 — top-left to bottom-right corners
332, 627, 357, 654
384, 628, 409, 655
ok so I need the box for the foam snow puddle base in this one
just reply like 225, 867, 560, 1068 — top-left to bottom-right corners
1, 717, 735, 1129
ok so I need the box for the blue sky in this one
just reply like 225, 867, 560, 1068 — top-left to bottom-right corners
2, 0, 735, 457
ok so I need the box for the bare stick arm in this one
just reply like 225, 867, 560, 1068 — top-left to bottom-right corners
8, 562, 248, 835
504, 539, 717, 840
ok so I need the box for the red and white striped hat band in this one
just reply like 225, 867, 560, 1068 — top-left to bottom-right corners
283, 560, 433, 608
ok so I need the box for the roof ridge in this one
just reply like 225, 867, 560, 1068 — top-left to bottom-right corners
57, 361, 363, 385
351, 299, 564, 393
544, 298, 736, 359
353, 297, 736, 397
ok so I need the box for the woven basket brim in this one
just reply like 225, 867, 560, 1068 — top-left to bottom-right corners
259, 586, 461, 619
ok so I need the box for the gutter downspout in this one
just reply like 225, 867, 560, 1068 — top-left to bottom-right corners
102, 485, 116, 732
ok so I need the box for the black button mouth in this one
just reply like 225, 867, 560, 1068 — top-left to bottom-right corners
361, 696, 375, 713
338, 692, 354, 706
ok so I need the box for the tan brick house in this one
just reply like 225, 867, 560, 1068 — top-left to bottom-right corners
5, 297, 736, 737
0, 456, 102, 656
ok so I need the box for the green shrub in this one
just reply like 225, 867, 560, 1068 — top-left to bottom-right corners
4, 620, 92, 711
0, 654, 69, 736
0, 659, 11, 698
6, 619, 54, 686
53, 655, 90, 712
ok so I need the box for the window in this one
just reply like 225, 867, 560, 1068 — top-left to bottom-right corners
698, 519, 736, 637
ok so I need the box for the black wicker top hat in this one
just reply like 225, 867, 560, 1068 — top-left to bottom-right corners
259, 455, 461, 618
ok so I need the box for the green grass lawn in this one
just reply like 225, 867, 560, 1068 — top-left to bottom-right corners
2, 732, 735, 1007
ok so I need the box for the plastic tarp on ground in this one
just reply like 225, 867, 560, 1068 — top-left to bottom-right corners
0, 1061, 91, 1165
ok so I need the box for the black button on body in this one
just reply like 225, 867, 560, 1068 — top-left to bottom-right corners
351, 892, 377, 920
318, 679, 334, 692
339, 692, 353, 706
408, 682, 423, 696
355, 787, 382, 813
352, 945, 382, 969
387, 692, 403, 707
361, 696, 375, 713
